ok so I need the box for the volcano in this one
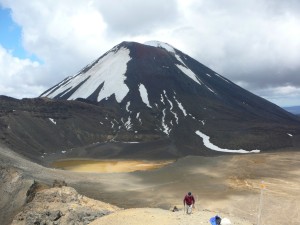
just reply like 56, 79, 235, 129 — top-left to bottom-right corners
1, 41, 300, 161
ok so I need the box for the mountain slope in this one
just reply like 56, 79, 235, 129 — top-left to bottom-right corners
284, 106, 300, 115
41, 41, 295, 125
1, 41, 299, 161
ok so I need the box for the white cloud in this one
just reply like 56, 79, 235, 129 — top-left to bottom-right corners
0, 45, 43, 98
255, 85, 300, 107
1, 0, 111, 88
274, 86, 299, 95
94, 0, 179, 36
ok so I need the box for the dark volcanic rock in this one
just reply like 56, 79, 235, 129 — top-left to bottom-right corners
26, 181, 49, 203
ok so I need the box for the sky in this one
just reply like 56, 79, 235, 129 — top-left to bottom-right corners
0, 0, 299, 107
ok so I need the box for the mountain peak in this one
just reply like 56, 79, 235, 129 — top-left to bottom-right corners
39, 40, 300, 154
144, 41, 176, 53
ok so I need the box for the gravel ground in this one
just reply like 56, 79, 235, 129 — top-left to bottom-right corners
90, 208, 252, 225
1, 144, 300, 225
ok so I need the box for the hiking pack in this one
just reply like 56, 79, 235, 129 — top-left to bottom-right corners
209, 215, 221, 225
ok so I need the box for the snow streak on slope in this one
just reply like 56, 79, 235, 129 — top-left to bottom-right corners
44, 47, 131, 103
175, 54, 186, 66
126, 101, 131, 113
139, 84, 151, 108
176, 65, 202, 85
175, 53, 218, 95
136, 112, 142, 124
174, 53, 203, 86
164, 91, 179, 124
165, 95, 173, 110
49, 118, 56, 125
160, 94, 165, 105
174, 96, 187, 116
162, 109, 171, 135
42, 77, 72, 97
195, 131, 260, 153
206, 86, 217, 95
125, 116, 132, 130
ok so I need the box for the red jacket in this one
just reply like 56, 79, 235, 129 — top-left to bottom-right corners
183, 195, 195, 205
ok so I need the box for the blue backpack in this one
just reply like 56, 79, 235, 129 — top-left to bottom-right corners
209, 215, 221, 225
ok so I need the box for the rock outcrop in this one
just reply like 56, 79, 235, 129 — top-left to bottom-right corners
11, 186, 120, 225
0, 166, 33, 225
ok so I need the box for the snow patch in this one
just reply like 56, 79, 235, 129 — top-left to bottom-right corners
206, 86, 217, 95
164, 91, 173, 110
125, 116, 132, 130
188, 113, 196, 120
43, 47, 131, 103
174, 54, 203, 85
144, 41, 176, 53
162, 109, 171, 135
160, 94, 165, 105
175, 54, 186, 66
164, 91, 178, 124
174, 96, 187, 116
206, 73, 212, 77
195, 130, 260, 153
136, 112, 142, 124
139, 84, 152, 108
176, 64, 202, 85
49, 118, 56, 125
126, 101, 131, 113
172, 112, 179, 124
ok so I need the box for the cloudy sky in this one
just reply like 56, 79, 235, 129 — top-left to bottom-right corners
0, 0, 299, 107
